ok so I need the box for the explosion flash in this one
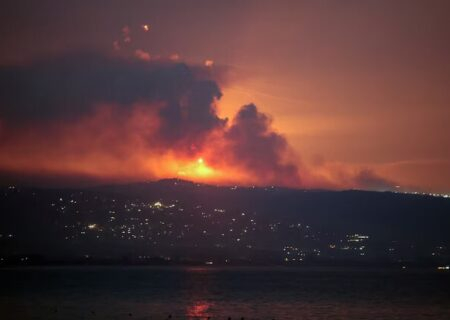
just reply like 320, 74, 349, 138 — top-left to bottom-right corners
177, 158, 215, 179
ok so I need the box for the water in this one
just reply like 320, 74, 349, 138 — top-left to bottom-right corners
1, 266, 449, 319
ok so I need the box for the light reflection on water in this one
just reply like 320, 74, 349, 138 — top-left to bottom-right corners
186, 301, 212, 319
0, 266, 449, 319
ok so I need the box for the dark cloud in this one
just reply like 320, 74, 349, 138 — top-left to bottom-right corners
0, 53, 225, 148
158, 78, 225, 146
225, 104, 300, 186
0, 52, 302, 186
0, 52, 398, 190
353, 169, 395, 191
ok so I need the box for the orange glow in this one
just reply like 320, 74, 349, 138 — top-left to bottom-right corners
0, 104, 251, 186
169, 53, 180, 61
204, 59, 214, 67
135, 49, 151, 61
177, 158, 216, 180
121, 25, 131, 43
0, 101, 397, 190
0, 2, 448, 193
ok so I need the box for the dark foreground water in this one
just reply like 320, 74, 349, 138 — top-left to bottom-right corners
1, 266, 449, 320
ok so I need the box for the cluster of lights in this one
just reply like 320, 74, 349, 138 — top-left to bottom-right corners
394, 189, 450, 199
3, 186, 448, 265
347, 234, 369, 242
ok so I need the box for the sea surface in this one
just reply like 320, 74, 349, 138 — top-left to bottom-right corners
1, 266, 449, 320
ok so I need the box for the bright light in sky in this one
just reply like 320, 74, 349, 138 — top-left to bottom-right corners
204, 60, 214, 67
177, 158, 214, 179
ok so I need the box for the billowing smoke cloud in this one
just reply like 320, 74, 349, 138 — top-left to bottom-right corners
0, 52, 393, 189
0, 53, 225, 152
353, 169, 395, 191
224, 104, 300, 186
0, 52, 300, 186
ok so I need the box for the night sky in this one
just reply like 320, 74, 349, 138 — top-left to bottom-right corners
0, 0, 449, 193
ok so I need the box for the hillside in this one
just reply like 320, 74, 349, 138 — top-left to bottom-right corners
1, 180, 449, 266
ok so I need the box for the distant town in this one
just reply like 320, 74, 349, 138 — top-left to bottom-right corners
1, 180, 449, 268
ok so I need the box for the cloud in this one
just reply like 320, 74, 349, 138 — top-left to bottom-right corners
353, 169, 395, 191
299, 159, 398, 191
0, 53, 225, 151
134, 49, 151, 61
0, 52, 300, 186
224, 104, 300, 186
121, 25, 131, 43
0, 51, 392, 190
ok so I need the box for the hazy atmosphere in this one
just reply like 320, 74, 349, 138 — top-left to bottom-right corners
1, 0, 449, 193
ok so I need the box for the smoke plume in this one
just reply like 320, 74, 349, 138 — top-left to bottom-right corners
0, 52, 300, 186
